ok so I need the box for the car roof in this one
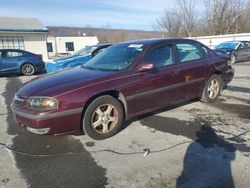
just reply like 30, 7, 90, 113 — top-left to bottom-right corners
86, 44, 111, 48
118, 38, 199, 46
221, 41, 250, 43
0, 49, 27, 52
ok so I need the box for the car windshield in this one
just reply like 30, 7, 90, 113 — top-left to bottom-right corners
215, 42, 239, 50
73, 46, 98, 56
84, 43, 144, 71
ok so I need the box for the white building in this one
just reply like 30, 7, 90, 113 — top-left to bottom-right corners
0, 17, 99, 60
46, 36, 98, 58
193, 33, 250, 48
0, 17, 49, 59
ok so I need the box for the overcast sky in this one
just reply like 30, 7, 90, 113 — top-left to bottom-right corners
0, 0, 180, 30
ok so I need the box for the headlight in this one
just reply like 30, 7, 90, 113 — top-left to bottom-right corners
226, 52, 231, 55
26, 97, 58, 110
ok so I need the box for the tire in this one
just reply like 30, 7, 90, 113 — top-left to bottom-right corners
231, 54, 236, 64
82, 95, 124, 140
21, 63, 35, 76
201, 74, 223, 103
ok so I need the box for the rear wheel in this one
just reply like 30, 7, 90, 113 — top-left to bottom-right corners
82, 95, 124, 140
21, 63, 35, 76
201, 75, 222, 103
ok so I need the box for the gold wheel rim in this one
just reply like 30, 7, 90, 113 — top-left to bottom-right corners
207, 79, 220, 99
91, 104, 118, 134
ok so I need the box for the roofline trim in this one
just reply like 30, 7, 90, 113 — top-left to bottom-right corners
0, 29, 48, 33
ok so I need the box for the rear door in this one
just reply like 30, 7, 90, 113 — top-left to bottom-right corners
2, 50, 24, 72
175, 40, 208, 100
132, 43, 181, 114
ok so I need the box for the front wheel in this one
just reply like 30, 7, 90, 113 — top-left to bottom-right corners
82, 95, 124, 140
201, 75, 223, 103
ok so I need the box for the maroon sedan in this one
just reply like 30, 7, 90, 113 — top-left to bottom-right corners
11, 39, 234, 140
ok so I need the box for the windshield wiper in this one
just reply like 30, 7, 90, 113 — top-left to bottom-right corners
82, 65, 117, 72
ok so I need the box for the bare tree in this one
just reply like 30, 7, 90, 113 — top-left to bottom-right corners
204, 0, 246, 35
157, 9, 182, 37
157, 0, 197, 37
236, 1, 250, 33
176, 0, 197, 37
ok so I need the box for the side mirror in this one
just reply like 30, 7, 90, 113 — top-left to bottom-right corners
139, 63, 155, 72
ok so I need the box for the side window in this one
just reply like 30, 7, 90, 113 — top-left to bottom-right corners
246, 42, 250, 47
47, 42, 53, 52
243, 42, 250, 48
65, 42, 74, 51
6, 51, 23, 57
176, 42, 204, 63
0, 51, 2, 58
238, 43, 244, 49
201, 45, 215, 57
144, 45, 174, 68
92, 48, 105, 57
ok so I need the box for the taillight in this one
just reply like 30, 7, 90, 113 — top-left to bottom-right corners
37, 54, 43, 60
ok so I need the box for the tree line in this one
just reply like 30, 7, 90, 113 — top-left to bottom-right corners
156, 0, 250, 37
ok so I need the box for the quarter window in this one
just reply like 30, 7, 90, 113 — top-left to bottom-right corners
144, 45, 174, 68
176, 42, 204, 63
65, 42, 74, 51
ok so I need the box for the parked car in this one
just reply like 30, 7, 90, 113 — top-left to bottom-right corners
11, 38, 234, 140
46, 44, 111, 73
214, 41, 250, 64
0, 49, 45, 76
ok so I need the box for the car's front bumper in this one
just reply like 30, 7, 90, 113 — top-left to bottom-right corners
11, 104, 83, 135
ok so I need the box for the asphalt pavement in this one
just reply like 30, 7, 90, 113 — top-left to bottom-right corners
0, 63, 249, 188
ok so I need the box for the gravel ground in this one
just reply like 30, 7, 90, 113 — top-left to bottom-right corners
0, 63, 249, 188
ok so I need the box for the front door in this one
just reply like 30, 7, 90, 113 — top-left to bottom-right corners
2, 50, 23, 72
238, 41, 250, 61
131, 43, 181, 115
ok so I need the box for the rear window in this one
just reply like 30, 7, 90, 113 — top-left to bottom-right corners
176, 42, 204, 63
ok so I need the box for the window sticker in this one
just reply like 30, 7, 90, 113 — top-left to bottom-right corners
128, 44, 144, 51
128, 44, 143, 48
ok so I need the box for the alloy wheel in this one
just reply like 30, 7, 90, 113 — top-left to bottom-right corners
91, 104, 118, 134
22, 64, 35, 75
207, 79, 220, 99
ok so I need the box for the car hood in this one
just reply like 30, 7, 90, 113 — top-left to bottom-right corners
214, 48, 234, 54
18, 67, 116, 97
45, 55, 91, 73
52, 55, 78, 62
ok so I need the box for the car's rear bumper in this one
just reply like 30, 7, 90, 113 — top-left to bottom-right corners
36, 62, 46, 73
221, 67, 234, 86
11, 105, 82, 135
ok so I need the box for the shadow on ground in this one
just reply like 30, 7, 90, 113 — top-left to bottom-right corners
140, 115, 250, 187
2, 77, 108, 187
176, 125, 235, 188
210, 98, 250, 120
227, 85, 250, 94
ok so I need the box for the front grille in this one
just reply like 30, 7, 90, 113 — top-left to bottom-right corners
13, 94, 26, 107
